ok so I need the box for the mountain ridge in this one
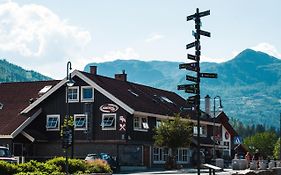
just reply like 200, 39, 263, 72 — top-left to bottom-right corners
85, 49, 281, 128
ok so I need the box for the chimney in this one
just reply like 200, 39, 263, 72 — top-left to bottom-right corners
205, 95, 211, 115
115, 70, 127, 81
90, 65, 97, 75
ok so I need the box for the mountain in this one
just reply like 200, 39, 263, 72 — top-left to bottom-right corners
85, 49, 281, 128
0, 59, 51, 82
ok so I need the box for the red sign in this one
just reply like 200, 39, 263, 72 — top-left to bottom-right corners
99, 104, 119, 113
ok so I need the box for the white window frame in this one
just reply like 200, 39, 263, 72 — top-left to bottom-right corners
156, 119, 163, 128
81, 86, 94, 102
153, 147, 169, 164
176, 148, 189, 164
133, 116, 149, 131
101, 113, 116, 130
67, 86, 79, 103
193, 125, 207, 137
74, 114, 88, 131
46, 114, 60, 131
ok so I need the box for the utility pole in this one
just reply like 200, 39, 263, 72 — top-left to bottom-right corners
178, 8, 217, 175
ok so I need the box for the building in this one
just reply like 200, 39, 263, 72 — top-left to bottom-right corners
0, 66, 240, 167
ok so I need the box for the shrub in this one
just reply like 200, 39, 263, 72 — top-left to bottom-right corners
15, 172, 64, 175
0, 160, 19, 175
45, 157, 65, 172
86, 159, 112, 173
68, 158, 87, 174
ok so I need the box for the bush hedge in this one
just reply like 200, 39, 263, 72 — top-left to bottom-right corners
0, 157, 112, 175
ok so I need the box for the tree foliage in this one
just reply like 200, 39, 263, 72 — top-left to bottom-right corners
153, 114, 193, 151
244, 131, 277, 158
273, 138, 281, 159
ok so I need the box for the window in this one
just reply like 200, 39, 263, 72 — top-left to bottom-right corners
153, 147, 169, 163
193, 125, 207, 136
46, 115, 60, 131
101, 114, 116, 130
67, 87, 79, 102
134, 116, 149, 131
81, 86, 94, 102
156, 119, 162, 128
177, 148, 189, 163
74, 114, 87, 130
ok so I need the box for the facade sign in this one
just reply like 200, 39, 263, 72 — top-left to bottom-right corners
234, 136, 243, 145
99, 104, 119, 113
119, 116, 126, 132
225, 131, 230, 140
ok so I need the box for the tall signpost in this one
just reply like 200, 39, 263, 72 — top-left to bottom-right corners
178, 8, 217, 175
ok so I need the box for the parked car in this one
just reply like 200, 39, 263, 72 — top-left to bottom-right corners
85, 153, 118, 172
0, 146, 17, 163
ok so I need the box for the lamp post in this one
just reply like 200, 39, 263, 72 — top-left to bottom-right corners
213, 96, 223, 159
64, 61, 75, 175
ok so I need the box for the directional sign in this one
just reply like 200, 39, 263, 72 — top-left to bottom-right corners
198, 10, 210, 18
186, 42, 196, 49
199, 30, 211, 37
186, 14, 195, 21
177, 84, 188, 90
187, 95, 199, 104
184, 84, 198, 94
187, 54, 197, 61
177, 84, 198, 91
200, 73, 218, 78
186, 75, 197, 82
180, 106, 195, 111
179, 62, 198, 72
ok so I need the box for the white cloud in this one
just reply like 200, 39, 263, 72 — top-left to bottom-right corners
0, 1, 91, 79
145, 33, 164, 43
251, 42, 281, 58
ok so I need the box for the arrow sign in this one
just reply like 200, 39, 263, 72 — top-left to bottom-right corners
179, 62, 198, 72
200, 73, 218, 78
187, 54, 197, 61
186, 14, 196, 21
186, 41, 196, 49
184, 84, 199, 94
187, 95, 199, 104
199, 30, 211, 37
198, 10, 210, 18
177, 84, 198, 90
186, 75, 197, 82
177, 84, 188, 90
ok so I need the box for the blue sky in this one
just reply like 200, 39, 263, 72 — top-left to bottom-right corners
0, 0, 280, 79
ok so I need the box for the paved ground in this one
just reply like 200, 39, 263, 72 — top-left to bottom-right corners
117, 168, 253, 175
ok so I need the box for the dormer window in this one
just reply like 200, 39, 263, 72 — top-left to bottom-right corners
46, 115, 60, 131
81, 86, 94, 102
67, 86, 79, 102
0, 103, 3, 110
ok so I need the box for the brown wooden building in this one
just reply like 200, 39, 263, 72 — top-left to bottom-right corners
0, 66, 240, 167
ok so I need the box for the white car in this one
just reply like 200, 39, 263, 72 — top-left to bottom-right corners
0, 146, 17, 163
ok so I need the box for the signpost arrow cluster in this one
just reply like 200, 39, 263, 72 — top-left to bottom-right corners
178, 8, 217, 175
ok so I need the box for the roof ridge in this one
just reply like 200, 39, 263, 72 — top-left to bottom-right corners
79, 70, 176, 94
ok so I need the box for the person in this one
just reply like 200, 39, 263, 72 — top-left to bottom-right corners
245, 152, 251, 168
